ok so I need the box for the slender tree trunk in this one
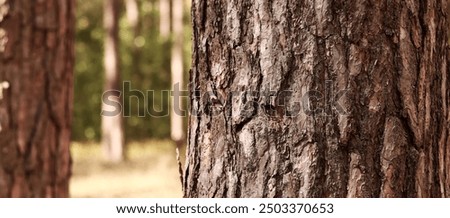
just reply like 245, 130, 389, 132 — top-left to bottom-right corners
159, 0, 171, 38
125, 0, 139, 31
171, 0, 185, 147
102, 0, 124, 163
125, 0, 141, 76
0, 0, 74, 197
184, 0, 449, 197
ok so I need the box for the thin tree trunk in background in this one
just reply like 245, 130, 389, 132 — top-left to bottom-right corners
159, 0, 171, 38
0, 0, 74, 197
184, 0, 449, 197
171, 0, 184, 147
102, 0, 124, 163
125, 0, 139, 31
125, 0, 141, 75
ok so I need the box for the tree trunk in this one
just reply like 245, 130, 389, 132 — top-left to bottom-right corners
184, 0, 449, 198
125, 0, 141, 76
125, 0, 139, 31
159, 0, 171, 38
102, 0, 124, 163
0, 0, 74, 197
171, 0, 185, 147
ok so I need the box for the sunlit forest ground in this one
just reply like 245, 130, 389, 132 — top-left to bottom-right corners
70, 141, 183, 198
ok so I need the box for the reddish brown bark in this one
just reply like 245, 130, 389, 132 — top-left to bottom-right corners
0, 0, 75, 197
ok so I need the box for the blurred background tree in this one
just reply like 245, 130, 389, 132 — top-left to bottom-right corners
73, 0, 191, 143
170, 0, 185, 148
102, 0, 124, 162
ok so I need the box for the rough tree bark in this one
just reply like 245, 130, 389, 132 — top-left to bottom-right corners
102, 0, 124, 163
184, 0, 449, 197
0, 0, 74, 197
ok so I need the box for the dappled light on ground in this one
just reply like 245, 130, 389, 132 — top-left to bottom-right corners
70, 141, 182, 198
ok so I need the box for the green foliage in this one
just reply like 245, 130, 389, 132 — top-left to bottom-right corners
73, 0, 191, 141
73, 1, 104, 141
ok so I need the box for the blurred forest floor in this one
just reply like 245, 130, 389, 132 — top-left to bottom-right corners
70, 141, 182, 198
